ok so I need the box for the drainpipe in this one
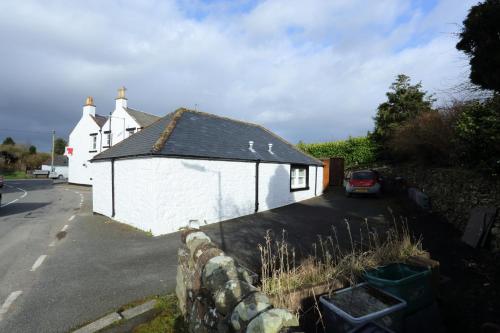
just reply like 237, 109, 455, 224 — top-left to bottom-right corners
315, 165, 318, 196
111, 158, 115, 217
255, 160, 260, 213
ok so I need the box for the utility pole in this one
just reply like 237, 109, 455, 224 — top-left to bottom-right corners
51, 130, 55, 172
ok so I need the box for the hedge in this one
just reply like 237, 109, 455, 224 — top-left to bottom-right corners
297, 136, 376, 167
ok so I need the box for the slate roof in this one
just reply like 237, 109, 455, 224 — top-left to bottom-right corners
42, 155, 68, 166
91, 114, 108, 128
124, 107, 160, 128
92, 108, 322, 166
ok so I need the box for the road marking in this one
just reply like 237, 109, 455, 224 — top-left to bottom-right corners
49, 241, 56, 247
68, 215, 75, 221
30, 255, 47, 272
0, 291, 23, 321
0, 185, 28, 208
61, 225, 69, 232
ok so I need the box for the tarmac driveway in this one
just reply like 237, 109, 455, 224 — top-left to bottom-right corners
202, 187, 397, 271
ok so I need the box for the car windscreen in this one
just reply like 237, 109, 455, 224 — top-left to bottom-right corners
352, 171, 374, 180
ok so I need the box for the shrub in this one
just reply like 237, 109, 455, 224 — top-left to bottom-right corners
297, 137, 376, 167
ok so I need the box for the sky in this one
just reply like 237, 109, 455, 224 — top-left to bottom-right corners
0, 0, 476, 152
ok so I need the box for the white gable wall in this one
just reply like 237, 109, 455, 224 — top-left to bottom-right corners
92, 157, 323, 236
68, 114, 102, 185
101, 107, 141, 148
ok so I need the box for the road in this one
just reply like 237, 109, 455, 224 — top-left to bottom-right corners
0, 180, 180, 333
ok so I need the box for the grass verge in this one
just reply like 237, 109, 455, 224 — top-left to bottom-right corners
2, 171, 32, 179
133, 295, 186, 333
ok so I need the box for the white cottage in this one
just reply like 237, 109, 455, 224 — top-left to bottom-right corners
91, 108, 323, 235
67, 88, 159, 185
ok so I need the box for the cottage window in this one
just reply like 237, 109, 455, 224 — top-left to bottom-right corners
89, 133, 97, 152
105, 132, 111, 147
290, 165, 309, 191
126, 127, 136, 137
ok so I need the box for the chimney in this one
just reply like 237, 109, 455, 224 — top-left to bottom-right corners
83, 96, 96, 117
248, 140, 255, 152
115, 86, 128, 110
268, 143, 273, 154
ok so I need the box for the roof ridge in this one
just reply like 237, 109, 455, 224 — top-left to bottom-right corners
151, 108, 186, 153
184, 108, 322, 165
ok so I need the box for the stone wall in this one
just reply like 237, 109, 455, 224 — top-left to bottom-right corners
176, 229, 300, 333
380, 165, 500, 251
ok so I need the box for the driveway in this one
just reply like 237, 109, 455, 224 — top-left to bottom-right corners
202, 187, 396, 271
0, 180, 181, 333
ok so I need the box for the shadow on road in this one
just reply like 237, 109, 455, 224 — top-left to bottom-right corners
0, 202, 50, 217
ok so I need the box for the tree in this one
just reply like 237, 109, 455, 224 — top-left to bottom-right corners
3, 137, 15, 145
456, 0, 500, 92
371, 74, 435, 155
54, 138, 67, 155
29, 145, 37, 154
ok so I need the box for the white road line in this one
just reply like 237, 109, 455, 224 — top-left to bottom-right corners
0, 291, 23, 322
0, 185, 28, 208
68, 215, 75, 221
61, 225, 69, 232
49, 241, 56, 247
30, 255, 47, 272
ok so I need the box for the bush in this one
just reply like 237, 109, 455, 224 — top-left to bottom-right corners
297, 137, 376, 167
388, 111, 455, 165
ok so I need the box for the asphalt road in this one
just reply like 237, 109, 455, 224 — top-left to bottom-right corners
0, 180, 181, 333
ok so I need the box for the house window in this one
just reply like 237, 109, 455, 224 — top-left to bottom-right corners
290, 165, 309, 191
126, 127, 136, 137
103, 131, 111, 147
89, 133, 97, 152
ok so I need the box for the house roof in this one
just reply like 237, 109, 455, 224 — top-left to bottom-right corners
42, 155, 68, 166
124, 107, 160, 128
91, 114, 108, 128
91, 108, 322, 166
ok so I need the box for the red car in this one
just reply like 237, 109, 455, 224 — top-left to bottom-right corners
344, 170, 383, 197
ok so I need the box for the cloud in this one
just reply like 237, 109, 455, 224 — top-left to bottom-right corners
0, 0, 476, 150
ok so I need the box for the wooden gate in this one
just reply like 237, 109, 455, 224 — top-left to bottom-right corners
321, 157, 345, 188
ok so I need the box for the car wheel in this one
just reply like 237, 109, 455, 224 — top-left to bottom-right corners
58, 174, 63, 179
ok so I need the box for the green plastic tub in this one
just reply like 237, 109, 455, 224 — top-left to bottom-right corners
363, 263, 433, 315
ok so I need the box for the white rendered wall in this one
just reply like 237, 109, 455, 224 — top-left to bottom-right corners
92, 161, 113, 216
68, 114, 102, 185
92, 157, 323, 236
101, 107, 140, 148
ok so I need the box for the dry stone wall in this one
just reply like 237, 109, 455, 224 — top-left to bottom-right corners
381, 165, 500, 251
176, 229, 300, 333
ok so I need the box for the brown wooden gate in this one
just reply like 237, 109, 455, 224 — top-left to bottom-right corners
330, 157, 345, 186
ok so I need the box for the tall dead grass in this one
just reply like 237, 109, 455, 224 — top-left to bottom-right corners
258, 215, 425, 311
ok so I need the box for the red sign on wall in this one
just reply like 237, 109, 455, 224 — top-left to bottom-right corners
65, 147, 73, 156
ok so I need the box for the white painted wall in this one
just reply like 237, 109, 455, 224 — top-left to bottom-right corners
41, 165, 68, 178
92, 161, 113, 216
92, 157, 323, 236
101, 106, 140, 148
68, 114, 102, 185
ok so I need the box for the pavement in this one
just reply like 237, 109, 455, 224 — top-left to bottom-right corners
0, 179, 181, 333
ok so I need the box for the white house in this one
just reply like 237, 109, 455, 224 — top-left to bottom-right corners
67, 88, 159, 185
41, 155, 68, 179
91, 108, 323, 235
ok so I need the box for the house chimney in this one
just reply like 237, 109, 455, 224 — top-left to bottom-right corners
83, 96, 96, 117
115, 86, 128, 110
268, 143, 273, 154
248, 140, 255, 152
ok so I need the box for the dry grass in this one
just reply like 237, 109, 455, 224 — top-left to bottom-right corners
259, 215, 425, 311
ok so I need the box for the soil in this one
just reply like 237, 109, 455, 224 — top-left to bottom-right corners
393, 196, 500, 333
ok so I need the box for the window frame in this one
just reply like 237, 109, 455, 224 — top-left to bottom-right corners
290, 164, 309, 192
89, 133, 98, 152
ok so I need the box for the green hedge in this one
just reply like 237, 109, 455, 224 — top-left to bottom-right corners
297, 137, 376, 167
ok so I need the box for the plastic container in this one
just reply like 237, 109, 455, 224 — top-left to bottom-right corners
363, 263, 433, 314
319, 283, 406, 333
